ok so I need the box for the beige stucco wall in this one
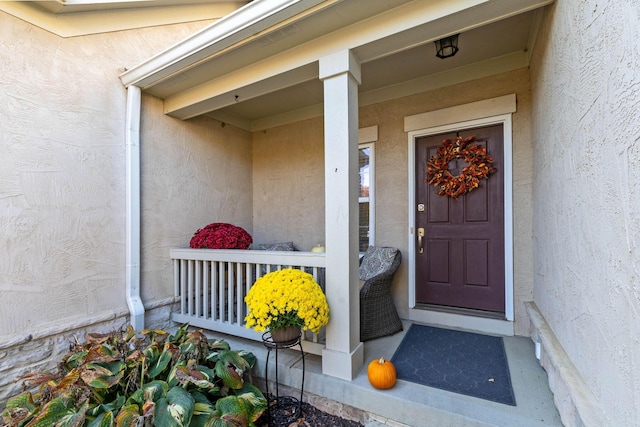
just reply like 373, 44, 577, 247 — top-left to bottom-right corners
140, 96, 253, 302
529, 1, 640, 425
0, 9, 251, 340
252, 119, 325, 250
252, 67, 534, 335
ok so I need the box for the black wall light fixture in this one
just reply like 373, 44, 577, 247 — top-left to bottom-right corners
434, 34, 460, 59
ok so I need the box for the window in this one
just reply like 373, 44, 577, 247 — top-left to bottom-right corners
359, 143, 374, 252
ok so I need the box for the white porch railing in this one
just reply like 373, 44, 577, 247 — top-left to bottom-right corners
170, 248, 327, 355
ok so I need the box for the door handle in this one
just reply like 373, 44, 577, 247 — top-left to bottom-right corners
417, 228, 424, 254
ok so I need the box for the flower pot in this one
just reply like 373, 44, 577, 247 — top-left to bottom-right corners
270, 326, 300, 345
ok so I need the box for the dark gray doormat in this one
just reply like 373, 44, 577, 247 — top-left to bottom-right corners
391, 324, 516, 405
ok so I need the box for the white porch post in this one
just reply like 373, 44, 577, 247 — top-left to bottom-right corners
319, 50, 363, 380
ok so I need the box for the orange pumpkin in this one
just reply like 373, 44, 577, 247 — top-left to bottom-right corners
367, 357, 396, 389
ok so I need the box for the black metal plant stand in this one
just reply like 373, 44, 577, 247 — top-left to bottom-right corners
262, 330, 306, 427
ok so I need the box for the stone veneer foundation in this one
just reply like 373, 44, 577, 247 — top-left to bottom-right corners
0, 301, 178, 409
525, 302, 606, 427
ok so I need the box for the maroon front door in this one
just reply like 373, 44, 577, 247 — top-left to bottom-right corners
415, 124, 505, 313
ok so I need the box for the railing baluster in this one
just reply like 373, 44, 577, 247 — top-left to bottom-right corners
195, 260, 202, 317
243, 263, 252, 323
227, 261, 234, 324
218, 262, 225, 322
212, 262, 219, 321
236, 263, 243, 325
203, 261, 210, 320
186, 260, 193, 315
180, 259, 187, 314
174, 259, 180, 298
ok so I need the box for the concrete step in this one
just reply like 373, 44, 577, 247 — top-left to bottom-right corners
201, 322, 563, 427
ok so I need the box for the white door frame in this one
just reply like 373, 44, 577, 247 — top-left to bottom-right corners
404, 95, 515, 335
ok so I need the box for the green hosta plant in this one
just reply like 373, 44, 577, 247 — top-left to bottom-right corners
1, 324, 266, 427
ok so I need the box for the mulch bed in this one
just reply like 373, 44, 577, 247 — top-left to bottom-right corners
256, 401, 364, 427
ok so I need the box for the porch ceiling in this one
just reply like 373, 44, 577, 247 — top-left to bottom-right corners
120, 0, 554, 131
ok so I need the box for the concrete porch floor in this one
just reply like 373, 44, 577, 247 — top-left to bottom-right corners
207, 320, 563, 427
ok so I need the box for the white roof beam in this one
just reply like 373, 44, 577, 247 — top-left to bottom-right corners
165, 63, 318, 119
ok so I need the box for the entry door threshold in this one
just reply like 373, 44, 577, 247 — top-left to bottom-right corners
409, 305, 514, 336
416, 303, 506, 320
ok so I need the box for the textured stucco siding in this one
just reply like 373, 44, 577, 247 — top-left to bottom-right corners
140, 95, 253, 302
252, 119, 325, 251
530, 1, 640, 425
252, 68, 534, 335
0, 9, 251, 403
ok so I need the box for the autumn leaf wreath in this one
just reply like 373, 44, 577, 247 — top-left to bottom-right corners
426, 135, 496, 199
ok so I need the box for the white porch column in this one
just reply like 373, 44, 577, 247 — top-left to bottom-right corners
319, 50, 363, 380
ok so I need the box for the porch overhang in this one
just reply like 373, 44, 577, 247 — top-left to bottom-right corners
119, 0, 554, 131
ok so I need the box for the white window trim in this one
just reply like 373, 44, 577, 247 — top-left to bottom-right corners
405, 95, 515, 336
359, 126, 377, 251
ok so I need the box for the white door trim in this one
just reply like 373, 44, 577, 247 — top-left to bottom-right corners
405, 95, 515, 335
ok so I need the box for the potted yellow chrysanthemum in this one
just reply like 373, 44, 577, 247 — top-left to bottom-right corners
244, 268, 329, 344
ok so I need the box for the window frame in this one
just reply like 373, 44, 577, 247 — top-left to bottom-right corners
358, 125, 377, 253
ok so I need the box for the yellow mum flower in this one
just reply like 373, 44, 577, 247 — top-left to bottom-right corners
244, 268, 329, 334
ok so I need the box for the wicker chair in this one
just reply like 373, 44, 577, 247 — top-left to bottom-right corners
359, 247, 403, 341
